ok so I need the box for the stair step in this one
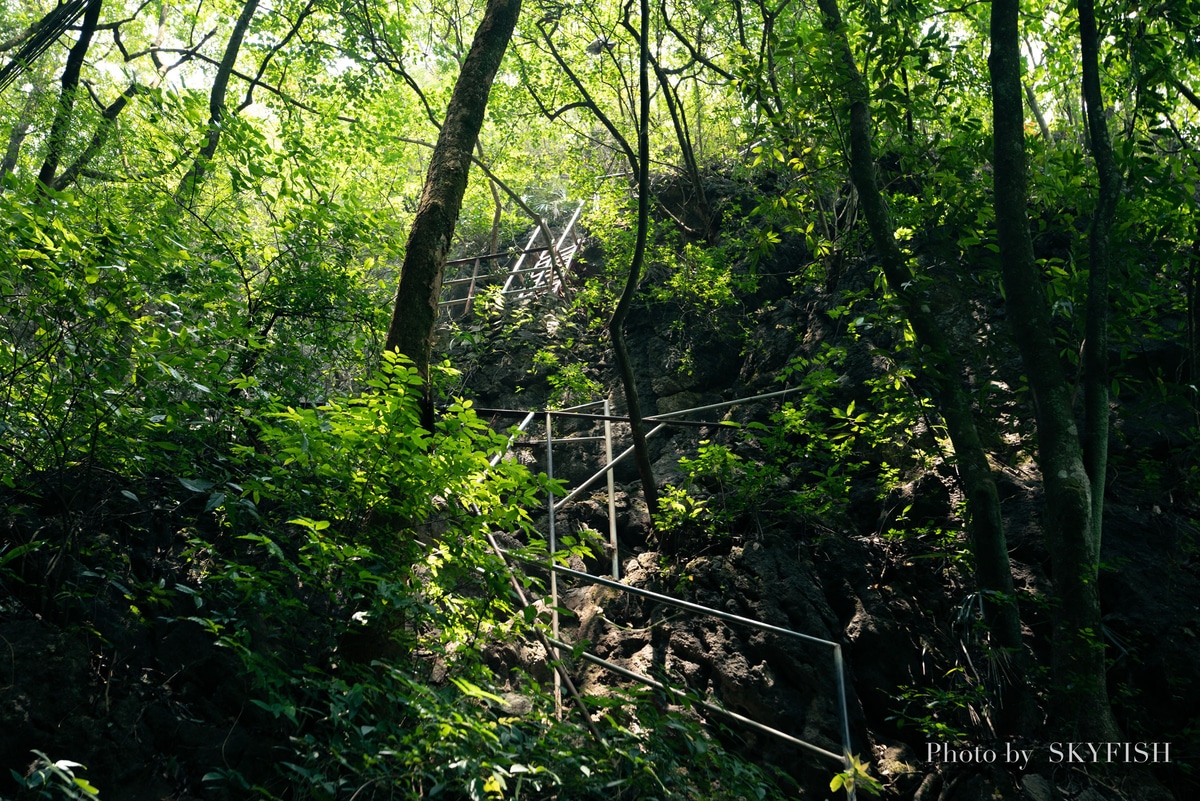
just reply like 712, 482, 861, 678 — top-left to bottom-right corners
438, 202, 584, 317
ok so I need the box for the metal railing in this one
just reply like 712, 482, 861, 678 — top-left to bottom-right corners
438, 199, 585, 319
507, 553, 853, 766
473, 388, 857, 794
500, 201, 586, 300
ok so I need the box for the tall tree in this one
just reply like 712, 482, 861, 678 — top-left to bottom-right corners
36, 0, 103, 189
527, 5, 661, 521
175, 0, 261, 205
383, 0, 523, 380
989, 0, 1120, 740
610, 0, 660, 520
814, 0, 1031, 732
1079, 0, 1121, 548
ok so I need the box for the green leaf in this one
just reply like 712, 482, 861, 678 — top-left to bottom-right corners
450, 677, 507, 705
73, 777, 100, 795
288, 517, 331, 531
0, 540, 44, 567
179, 477, 214, 493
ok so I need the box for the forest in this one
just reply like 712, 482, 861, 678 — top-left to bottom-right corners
0, 0, 1198, 798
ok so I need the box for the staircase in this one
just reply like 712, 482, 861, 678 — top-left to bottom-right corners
438, 201, 584, 319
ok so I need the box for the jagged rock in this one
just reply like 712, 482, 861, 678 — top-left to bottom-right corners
448, 214, 1200, 801
1022, 774, 1055, 801
656, 390, 718, 416
878, 740, 920, 777
497, 692, 534, 717
885, 471, 953, 526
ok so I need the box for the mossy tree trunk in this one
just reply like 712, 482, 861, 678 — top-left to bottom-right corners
989, 0, 1120, 740
815, 0, 1032, 733
383, 0, 522, 381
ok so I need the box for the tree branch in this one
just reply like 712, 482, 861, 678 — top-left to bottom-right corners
239, 0, 319, 110
37, 0, 102, 189
152, 46, 360, 124
1173, 78, 1200, 113
350, 0, 442, 128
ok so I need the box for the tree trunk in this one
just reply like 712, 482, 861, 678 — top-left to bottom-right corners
382, 0, 523, 379
1190, 240, 1200, 394
2, 80, 43, 178
175, 0, 260, 205
36, 0, 103, 189
528, 18, 659, 520
608, 0, 660, 525
1079, 0, 1120, 549
1024, 83, 1052, 142
989, 0, 1119, 740
816, 0, 1031, 732
53, 83, 138, 191
630, 31, 712, 243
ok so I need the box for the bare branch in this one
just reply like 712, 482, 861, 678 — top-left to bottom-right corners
95, 0, 156, 30
124, 27, 218, 62
531, 20, 638, 172
152, 46, 360, 124
53, 82, 141, 190
350, 0, 442, 128
239, 0, 319, 110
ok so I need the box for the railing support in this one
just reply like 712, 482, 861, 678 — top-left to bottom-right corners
604, 398, 618, 579
476, 389, 857, 782
545, 411, 561, 719
508, 551, 855, 781
502, 225, 545, 295
552, 423, 667, 512
835, 643, 856, 799
545, 636, 845, 764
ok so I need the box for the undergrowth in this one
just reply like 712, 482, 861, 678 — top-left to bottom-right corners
2, 355, 787, 801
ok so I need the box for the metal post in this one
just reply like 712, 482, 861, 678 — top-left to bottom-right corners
463, 256, 482, 318
548, 201, 584, 297
487, 411, 537, 469
835, 643, 854, 799
466, 391, 860, 781
553, 422, 668, 512
604, 398, 618, 579
502, 226, 544, 294
545, 411, 560, 719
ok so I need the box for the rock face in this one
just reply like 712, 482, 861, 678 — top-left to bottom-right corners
456, 224, 1200, 800
552, 541, 856, 790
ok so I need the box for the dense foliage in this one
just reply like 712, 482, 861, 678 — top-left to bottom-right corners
2, 0, 1199, 797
